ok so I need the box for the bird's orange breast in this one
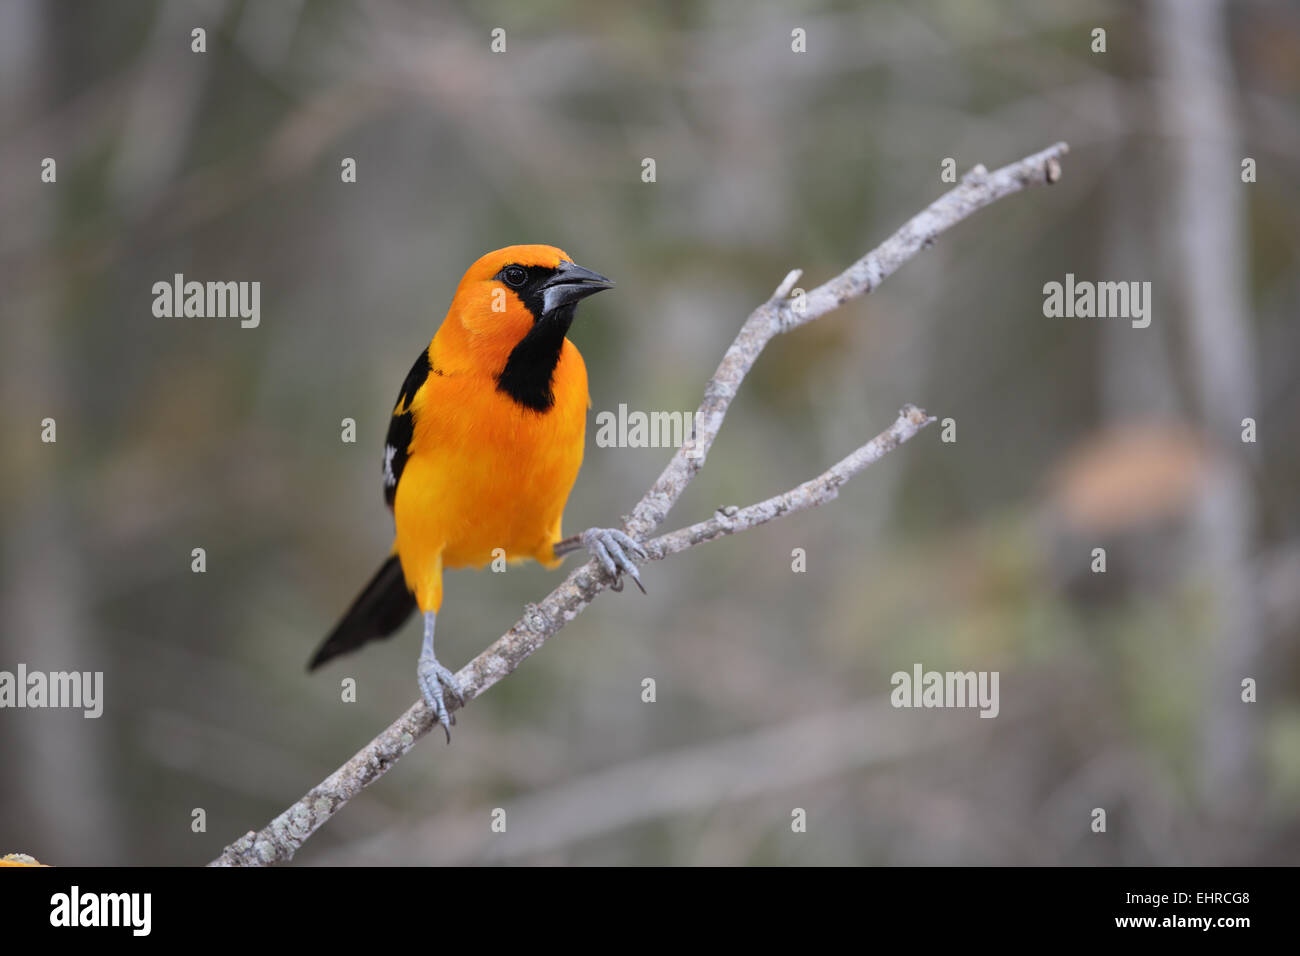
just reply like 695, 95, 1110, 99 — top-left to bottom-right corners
392, 339, 588, 611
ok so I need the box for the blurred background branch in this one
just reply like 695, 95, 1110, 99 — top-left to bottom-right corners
1152, 0, 1262, 818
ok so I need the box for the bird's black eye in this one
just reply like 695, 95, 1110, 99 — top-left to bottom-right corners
503, 266, 527, 288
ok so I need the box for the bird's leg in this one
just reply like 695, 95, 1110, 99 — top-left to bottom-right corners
416, 610, 464, 743
558, 527, 648, 593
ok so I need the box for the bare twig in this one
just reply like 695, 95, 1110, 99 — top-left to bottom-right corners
645, 404, 932, 561
210, 141, 1068, 866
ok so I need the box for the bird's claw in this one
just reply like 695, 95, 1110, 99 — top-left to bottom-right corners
417, 653, 465, 743
582, 527, 647, 593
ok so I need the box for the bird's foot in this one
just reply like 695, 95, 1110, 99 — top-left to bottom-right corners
417, 652, 464, 744
581, 527, 647, 593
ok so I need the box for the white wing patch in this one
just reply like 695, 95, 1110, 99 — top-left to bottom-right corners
382, 443, 398, 487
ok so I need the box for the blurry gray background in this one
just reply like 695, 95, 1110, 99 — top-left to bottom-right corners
1, 0, 1298, 865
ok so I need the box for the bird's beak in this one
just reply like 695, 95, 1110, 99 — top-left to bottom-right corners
541, 260, 614, 314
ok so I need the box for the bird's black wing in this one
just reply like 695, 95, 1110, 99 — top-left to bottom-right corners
382, 346, 433, 509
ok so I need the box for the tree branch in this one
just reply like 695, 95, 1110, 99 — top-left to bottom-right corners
209, 140, 1068, 866
643, 404, 932, 562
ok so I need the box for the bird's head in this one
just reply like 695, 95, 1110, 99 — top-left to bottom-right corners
449, 244, 613, 345
439, 244, 613, 410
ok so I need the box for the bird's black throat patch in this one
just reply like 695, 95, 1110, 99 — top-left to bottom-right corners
496, 303, 576, 412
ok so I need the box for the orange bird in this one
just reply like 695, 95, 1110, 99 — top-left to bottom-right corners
307, 245, 644, 739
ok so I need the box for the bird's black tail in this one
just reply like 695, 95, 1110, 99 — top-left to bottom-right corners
307, 555, 417, 671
